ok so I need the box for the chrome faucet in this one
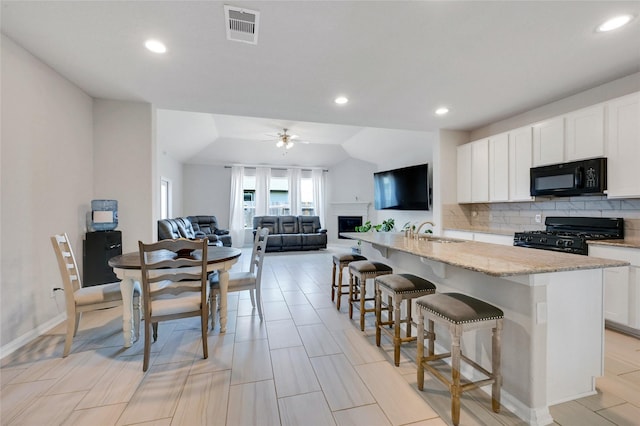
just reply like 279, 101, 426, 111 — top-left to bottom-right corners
414, 221, 435, 239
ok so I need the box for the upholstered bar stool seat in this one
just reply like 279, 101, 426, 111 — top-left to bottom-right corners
375, 274, 436, 366
332, 253, 367, 310
416, 292, 504, 426
348, 260, 393, 331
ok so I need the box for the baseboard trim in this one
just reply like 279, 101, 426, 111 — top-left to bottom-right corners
0, 313, 66, 359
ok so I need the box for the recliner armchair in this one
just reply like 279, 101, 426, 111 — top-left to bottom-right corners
188, 215, 232, 247
157, 216, 232, 247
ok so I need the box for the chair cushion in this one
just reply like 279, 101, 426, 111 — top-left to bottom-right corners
416, 293, 504, 325
210, 271, 256, 290
333, 253, 367, 264
376, 273, 436, 294
348, 260, 393, 274
75, 282, 139, 306
150, 292, 204, 317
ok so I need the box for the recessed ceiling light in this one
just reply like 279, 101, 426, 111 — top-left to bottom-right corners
334, 96, 349, 105
145, 39, 167, 53
597, 14, 634, 32
435, 107, 449, 116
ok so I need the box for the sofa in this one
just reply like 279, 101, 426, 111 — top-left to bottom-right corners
157, 216, 232, 247
253, 215, 327, 252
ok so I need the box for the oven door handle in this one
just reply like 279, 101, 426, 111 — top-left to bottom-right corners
574, 167, 584, 188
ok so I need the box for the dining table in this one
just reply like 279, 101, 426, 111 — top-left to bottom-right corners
108, 245, 242, 347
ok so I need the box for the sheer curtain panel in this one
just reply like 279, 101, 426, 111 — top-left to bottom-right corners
229, 166, 245, 247
288, 168, 301, 216
312, 169, 326, 227
255, 167, 271, 216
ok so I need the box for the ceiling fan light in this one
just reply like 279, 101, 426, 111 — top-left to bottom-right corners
597, 14, 634, 32
276, 140, 284, 148
286, 141, 294, 149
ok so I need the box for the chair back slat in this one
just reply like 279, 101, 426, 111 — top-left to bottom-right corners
51, 233, 82, 294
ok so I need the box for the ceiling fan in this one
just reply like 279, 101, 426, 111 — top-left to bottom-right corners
269, 128, 310, 150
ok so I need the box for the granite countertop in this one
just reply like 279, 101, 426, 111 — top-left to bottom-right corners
443, 227, 516, 236
341, 232, 628, 277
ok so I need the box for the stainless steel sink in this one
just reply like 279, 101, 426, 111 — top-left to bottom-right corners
414, 235, 466, 243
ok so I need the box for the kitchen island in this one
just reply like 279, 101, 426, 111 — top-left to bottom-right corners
341, 232, 628, 426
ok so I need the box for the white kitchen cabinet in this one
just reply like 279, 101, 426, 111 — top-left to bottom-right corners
471, 138, 489, 202
508, 126, 534, 201
457, 143, 472, 203
565, 104, 605, 161
589, 244, 640, 332
489, 133, 509, 202
532, 116, 564, 166
606, 92, 640, 199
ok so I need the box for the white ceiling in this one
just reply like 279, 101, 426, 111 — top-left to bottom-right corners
2, 1, 639, 167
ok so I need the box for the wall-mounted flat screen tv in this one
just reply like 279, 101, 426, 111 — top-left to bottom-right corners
374, 164, 429, 210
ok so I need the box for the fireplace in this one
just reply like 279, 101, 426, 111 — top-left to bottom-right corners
338, 216, 363, 239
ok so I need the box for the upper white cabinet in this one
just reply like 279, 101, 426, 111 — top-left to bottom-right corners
606, 92, 640, 198
457, 143, 472, 203
508, 126, 533, 201
471, 139, 489, 202
457, 139, 489, 203
565, 104, 605, 161
532, 116, 564, 166
489, 133, 509, 202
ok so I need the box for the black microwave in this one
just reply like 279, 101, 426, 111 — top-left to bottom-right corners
530, 157, 607, 197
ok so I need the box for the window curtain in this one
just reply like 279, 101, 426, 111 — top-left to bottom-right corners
288, 168, 301, 216
312, 169, 326, 228
229, 166, 245, 248
255, 167, 271, 216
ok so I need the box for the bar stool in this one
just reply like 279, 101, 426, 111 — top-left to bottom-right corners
375, 274, 436, 366
348, 260, 393, 331
331, 253, 367, 310
415, 293, 503, 426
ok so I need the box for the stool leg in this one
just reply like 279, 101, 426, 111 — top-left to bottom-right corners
451, 325, 462, 426
331, 261, 337, 302
375, 283, 382, 346
416, 310, 425, 390
393, 296, 401, 366
360, 277, 367, 331
428, 319, 435, 357
336, 265, 343, 310
348, 273, 355, 319
406, 298, 412, 339
492, 319, 503, 413
387, 295, 393, 326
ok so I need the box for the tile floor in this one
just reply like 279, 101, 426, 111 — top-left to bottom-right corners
1, 247, 639, 425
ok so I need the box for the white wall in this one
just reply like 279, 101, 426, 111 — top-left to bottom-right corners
1, 35, 94, 348
93, 100, 154, 252
158, 150, 183, 219
182, 164, 231, 228
470, 72, 640, 140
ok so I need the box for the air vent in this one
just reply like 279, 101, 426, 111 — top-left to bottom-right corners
224, 5, 260, 45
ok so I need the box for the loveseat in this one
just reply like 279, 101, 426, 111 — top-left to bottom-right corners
253, 215, 327, 252
157, 216, 232, 247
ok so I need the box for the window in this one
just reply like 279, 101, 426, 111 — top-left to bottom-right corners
301, 175, 314, 216
160, 178, 171, 219
240, 168, 321, 227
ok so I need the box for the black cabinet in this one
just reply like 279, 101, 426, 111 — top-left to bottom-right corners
83, 231, 122, 287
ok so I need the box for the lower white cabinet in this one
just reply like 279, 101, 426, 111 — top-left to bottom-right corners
589, 245, 640, 332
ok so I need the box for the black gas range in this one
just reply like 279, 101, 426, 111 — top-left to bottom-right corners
513, 217, 624, 255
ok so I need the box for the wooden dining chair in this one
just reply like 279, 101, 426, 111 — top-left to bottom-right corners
210, 227, 269, 328
51, 233, 140, 357
138, 238, 210, 371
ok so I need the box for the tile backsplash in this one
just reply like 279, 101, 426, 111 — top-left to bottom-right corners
443, 196, 640, 238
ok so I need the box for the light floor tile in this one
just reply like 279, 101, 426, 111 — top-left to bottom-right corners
189, 332, 235, 375
333, 404, 392, 426
549, 400, 616, 426
271, 345, 321, 398
9, 390, 86, 425
172, 370, 231, 426
278, 391, 336, 426
311, 353, 375, 411
0, 378, 57, 424
298, 323, 341, 357
116, 361, 192, 425
356, 361, 439, 425
288, 304, 323, 326
266, 319, 302, 349
598, 402, 640, 426
227, 379, 280, 426
230, 338, 273, 385
282, 290, 311, 306
234, 315, 268, 342
64, 402, 127, 426
263, 300, 292, 321
330, 328, 386, 365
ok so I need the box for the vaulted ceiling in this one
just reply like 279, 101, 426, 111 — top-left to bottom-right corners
3, 1, 639, 167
